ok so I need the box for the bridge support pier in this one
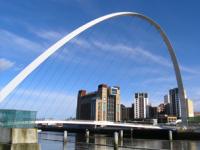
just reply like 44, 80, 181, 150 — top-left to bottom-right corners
114, 132, 119, 148
169, 130, 173, 141
85, 129, 90, 144
86, 129, 89, 138
64, 131, 67, 142
119, 130, 123, 139
131, 128, 133, 138
0, 128, 38, 144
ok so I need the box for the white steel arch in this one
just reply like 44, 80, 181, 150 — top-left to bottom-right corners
0, 12, 188, 124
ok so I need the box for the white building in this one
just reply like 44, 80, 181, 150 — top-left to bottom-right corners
134, 93, 149, 119
186, 98, 194, 117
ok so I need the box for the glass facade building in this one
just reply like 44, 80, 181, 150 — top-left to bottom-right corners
0, 109, 37, 128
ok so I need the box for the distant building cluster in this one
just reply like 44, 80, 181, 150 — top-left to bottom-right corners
155, 88, 194, 123
76, 84, 194, 123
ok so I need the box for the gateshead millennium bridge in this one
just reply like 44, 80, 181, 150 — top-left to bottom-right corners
0, 12, 188, 125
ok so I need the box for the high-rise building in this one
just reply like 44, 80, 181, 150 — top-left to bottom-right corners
76, 84, 121, 122
164, 94, 170, 104
169, 88, 181, 118
134, 93, 149, 119
186, 98, 194, 117
168, 87, 194, 118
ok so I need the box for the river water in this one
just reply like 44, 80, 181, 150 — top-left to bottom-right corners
39, 131, 200, 150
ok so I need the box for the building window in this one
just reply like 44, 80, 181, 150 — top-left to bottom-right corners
103, 103, 106, 111
116, 104, 120, 113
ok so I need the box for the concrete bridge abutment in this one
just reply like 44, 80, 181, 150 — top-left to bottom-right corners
0, 128, 38, 144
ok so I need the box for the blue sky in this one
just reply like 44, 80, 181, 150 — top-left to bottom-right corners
0, 0, 200, 119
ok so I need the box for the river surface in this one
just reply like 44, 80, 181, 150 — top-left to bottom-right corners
38, 131, 200, 150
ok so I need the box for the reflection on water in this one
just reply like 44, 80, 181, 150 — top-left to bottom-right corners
38, 131, 200, 150
1, 132, 198, 150
0, 143, 40, 150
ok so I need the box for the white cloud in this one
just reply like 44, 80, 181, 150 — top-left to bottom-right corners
1, 27, 199, 76
0, 29, 44, 53
180, 65, 200, 75
32, 29, 64, 41
92, 40, 200, 75
71, 38, 91, 48
30, 28, 200, 76
0, 58, 15, 71
31, 28, 91, 48
92, 40, 171, 66
27, 28, 171, 69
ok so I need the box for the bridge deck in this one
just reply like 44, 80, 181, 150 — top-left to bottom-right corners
36, 120, 166, 130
